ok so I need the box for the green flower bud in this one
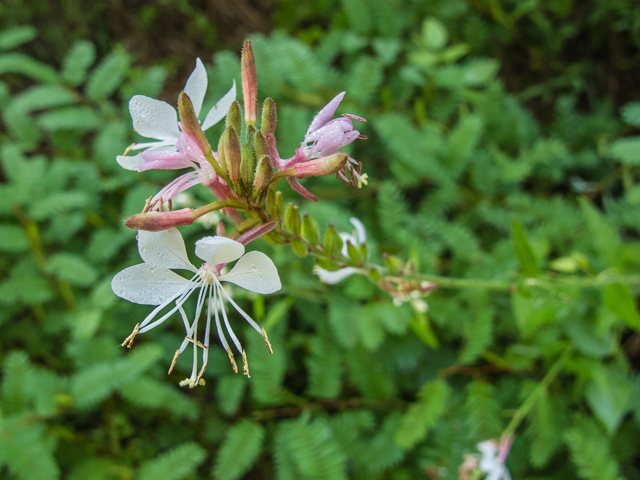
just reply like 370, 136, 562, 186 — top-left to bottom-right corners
240, 143, 256, 192
261, 97, 277, 135
290, 238, 308, 257
284, 203, 301, 236
253, 155, 274, 192
225, 100, 242, 133
224, 126, 242, 184
301, 213, 320, 246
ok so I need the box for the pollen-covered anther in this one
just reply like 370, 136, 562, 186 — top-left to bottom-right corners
242, 349, 250, 378
123, 142, 136, 156
168, 349, 180, 374
121, 323, 140, 348
195, 362, 207, 385
185, 336, 208, 349
227, 347, 238, 373
342, 113, 367, 123
142, 196, 153, 214
262, 328, 273, 354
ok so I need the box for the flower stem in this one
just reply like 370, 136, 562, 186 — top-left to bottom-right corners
502, 345, 573, 438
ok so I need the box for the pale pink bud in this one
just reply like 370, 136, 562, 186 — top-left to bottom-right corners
293, 153, 347, 179
124, 208, 195, 232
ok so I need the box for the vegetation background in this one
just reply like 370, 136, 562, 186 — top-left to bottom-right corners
1, 0, 640, 478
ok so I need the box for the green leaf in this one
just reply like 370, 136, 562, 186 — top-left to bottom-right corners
341, 0, 373, 34
511, 218, 540, 277
306, 335, 343, 399
422, 17, 448, 51
248, 326, 286, 404
46, 252, 98, 286
119, 377, 198, 420
346, 56, 383, 105
30, 191, 89, 220
609, 136, 640, 164
0, 419, 60, 480
1, 351, 31, 414
564, 417, 622, 480
85, 51, 128, 100
602, 283, 640, 329
621, 101, 640, 127
0, 224, 29, 252
215, 375, 247, 416
464, 381, 501, 440
578, 198, 622, 269
11, 85, 76, 113
585, 365, 631, 435
394, 379, 450, 449
0, 26, 37, 50
213, 420, 265, 480
0, 53, 58, 83
61, 40, 96, 86
38, 106, 101, 131
138, 442, 207, 480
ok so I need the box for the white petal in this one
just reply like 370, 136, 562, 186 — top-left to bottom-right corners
183, 58, 207, 118
200, 80, 237, 131
349, 217, 366, 244
116, 155, 144, 171
315, 266, 358, 284
218, 251, 281, 294
130, 139, 177, 151
111, 264, 189, 305
195, 236, 244, 266
129, 95, 181, 141
138, 228, 196, 271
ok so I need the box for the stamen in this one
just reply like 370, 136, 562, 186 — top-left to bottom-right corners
121, 323, 140, 348
168, 349, 180, 374
342, 113, 367, 123
195, 362, 207, 385
357, 134, 368, 140
227, 347, 238, 373
142, 196, 153, 214
158, 197, 164, 212
168, 199, 173, 211
262, 328, 273, 354
242, 349, 250, 378
184, 336, 208, 349
123, 142, 136, 155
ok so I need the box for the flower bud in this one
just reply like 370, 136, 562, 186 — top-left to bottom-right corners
241, 39, 258, 125
293, 153, 347, 179
254, 130, 269, 160
290, 238, 308, 257
368, 266, 381, 282
346, 240, 362, 265
384, 254, 405, 274
315, 258, 340, 271
284, 203, 301, 236
225, 100, 242, 133
322, 224, 343, 258
261, 97, 277, 135
253, 155, 274, 192
240, 143, 256, 192
301, 213, 320, 245
124, 208, 195, 232
224, 126, 242, 184
178, 92, 210, 155
217, 133, 229, 178
246, 124, 256, 146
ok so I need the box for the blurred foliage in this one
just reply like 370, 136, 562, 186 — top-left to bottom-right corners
1, 1, 640, 479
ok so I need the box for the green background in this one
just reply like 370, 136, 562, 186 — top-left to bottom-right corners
1, 0, 640, 478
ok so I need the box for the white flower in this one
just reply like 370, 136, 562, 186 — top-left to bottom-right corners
111, 228, 280, 387
117, 58, 236, 170
314, 217, 366, 284
477, 440, 512, 480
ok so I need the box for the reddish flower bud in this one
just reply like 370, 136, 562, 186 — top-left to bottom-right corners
241, 40, 258, 125
293, 153, 347, 179
124, 208, 195, 232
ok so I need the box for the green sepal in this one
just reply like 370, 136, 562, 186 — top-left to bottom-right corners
384, 255, 404, 274
225, 100, 242, 133
284, 203, 301, 236
261, 97, 277, 135
301, 213, 320, 246
240, 143, 256, 193
346, 240, 362, 265
290, 238, 308, 257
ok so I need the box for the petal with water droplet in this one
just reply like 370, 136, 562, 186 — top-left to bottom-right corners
219, 251, 281, 294
111, 263, 190, 305
129, 95, 180, 141
195, 236, 244, 266
138, 228, 196, 271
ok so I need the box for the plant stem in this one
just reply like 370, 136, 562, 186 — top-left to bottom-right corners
502, 345, 573, 438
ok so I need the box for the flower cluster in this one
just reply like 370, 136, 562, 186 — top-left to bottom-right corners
112, 40, 370, 386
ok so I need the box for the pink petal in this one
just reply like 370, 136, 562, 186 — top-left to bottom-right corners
307, 92, 345, 134
139, 150, 195, 171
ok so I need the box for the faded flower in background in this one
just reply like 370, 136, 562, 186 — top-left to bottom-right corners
477, 437, 513, 480
315, 216, 367, 284
111, 228, 280, 387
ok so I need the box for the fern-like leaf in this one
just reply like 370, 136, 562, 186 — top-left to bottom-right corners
61, 40, 96, 86
85, 51, 128, 100
138, 442, 206, 480
213, 419, 265, 480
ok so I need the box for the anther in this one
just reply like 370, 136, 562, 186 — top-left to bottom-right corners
142, 196, 153, 214
262, 328, 273, 354
227, 348, 238, 373
195, 362, 207, 385
121, 323, 140, 348
242, 349, 250, 378
123, 143, 136, 156
168, 349, 180, 374
185, 336, 208, 349
342, 113, 367, 123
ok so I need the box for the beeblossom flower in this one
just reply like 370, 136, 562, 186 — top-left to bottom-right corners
279, 92, 368, 188
477, 438, 513, 480
314, 217, 367, 284
111, 228, 280, 387
117, 58, 236, 161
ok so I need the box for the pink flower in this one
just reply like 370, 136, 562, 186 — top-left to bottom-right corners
279, 92, 368, 188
